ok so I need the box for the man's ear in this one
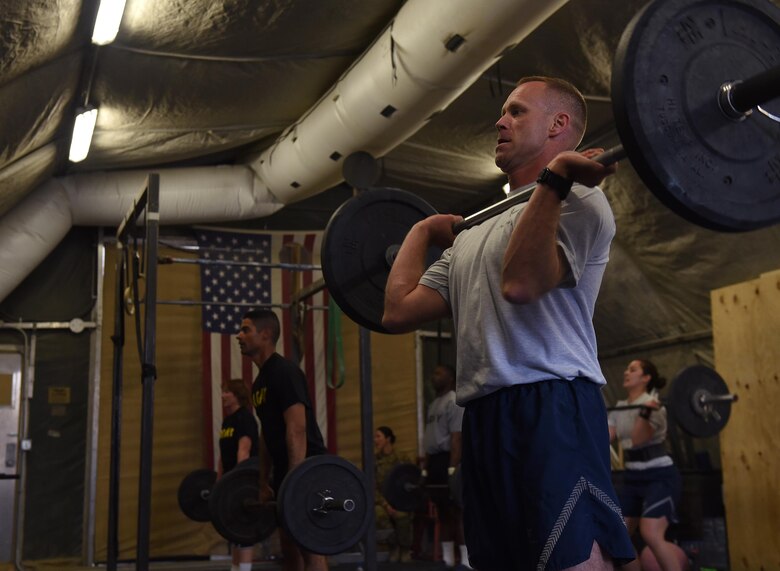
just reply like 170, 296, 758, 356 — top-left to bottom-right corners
549, 112, 570, 136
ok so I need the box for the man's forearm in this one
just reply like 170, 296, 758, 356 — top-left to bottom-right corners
286, 426, 307, 471
384, 223, 432, 310
449, 432, 462, 467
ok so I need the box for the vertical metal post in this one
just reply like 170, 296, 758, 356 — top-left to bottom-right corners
136, 174, 160, 571
83, 239, 105, 567
106, 246, 125, 571
359, 326, 377, 571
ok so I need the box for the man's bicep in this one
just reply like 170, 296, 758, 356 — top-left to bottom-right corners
283, 402, 306, 432
382, 284, 450, 333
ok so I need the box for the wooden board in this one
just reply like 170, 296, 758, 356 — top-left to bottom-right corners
711, 269, 780, 570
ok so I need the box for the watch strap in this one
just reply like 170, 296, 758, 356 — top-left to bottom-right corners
536, 167, 573, 200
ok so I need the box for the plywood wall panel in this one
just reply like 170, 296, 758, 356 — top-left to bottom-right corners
711, 269, 780, 570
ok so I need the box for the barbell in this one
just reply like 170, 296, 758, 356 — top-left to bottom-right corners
206, 455, 371, 555
608, 365, 737, 438
381, 462, 463, 513
321, 0, 780, 334
176, 457, 261, 523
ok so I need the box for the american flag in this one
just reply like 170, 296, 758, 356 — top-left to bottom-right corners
197, 228, 337, 468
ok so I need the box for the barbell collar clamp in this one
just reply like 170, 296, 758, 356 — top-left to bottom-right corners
718, 82, 751, 122
313, 491, 355, 514
724, 64, 780, 117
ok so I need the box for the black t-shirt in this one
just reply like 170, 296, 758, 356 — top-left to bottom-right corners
219, 407, 259, 473
252, 353, 327, 484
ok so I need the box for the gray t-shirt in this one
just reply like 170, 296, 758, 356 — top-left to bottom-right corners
423, 390, 464, 455
607, 391, 672, 470
419, 184, 615, 405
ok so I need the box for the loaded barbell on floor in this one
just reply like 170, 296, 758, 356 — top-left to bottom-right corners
321, 0, 780, 334
177, 468, 216, 523
607, 365, 738, 438
381, 463, 463, 513
207, 455, 371, 555
176, 457, 260, 523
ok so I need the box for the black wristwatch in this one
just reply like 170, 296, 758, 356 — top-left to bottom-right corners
536, 167, 573, 201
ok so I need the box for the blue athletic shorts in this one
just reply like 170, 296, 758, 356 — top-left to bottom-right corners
461, 379, 635, 571
616, 465, 681, 521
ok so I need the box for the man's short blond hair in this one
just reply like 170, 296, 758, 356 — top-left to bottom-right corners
516, 76, 587, 147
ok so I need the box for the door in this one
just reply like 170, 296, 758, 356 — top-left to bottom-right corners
0, 350, 22, 562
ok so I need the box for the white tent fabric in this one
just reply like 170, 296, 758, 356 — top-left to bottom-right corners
0, 0, 568, 300
0, 0, 778, 354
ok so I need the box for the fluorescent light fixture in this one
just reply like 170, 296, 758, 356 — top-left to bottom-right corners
69, 107, 99, 163
91, 0, 127, 45
503, 182, 511, 195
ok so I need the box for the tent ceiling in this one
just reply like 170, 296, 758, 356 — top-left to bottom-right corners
1, 0, 779, 355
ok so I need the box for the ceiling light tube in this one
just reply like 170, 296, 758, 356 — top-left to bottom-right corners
69, 107, 99, 163
91, 0, 127, 45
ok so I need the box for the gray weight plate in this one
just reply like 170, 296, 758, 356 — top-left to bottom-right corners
612, 0, 780, 231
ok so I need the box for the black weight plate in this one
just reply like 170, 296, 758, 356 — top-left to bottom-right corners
208, 467, 277, 545
177, 468, 216, 522
321, 188, 442, 333
277, 455, 370, 555
612, 0, 780, 231
383, 463, 425, 512
235, 456, 260, 471
669, 365, 732, 437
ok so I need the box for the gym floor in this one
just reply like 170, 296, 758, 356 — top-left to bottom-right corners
10, 557, 459, 571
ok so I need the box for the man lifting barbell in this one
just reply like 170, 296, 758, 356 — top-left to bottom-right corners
237, 309, 330, 571
382, 75, 635, 570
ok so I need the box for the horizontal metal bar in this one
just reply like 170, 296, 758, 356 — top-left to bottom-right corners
700, 393, 738, 404
156, 300, 328, 311
290, 278, 327, 305
159, 256, 321, 271
159, 240, 288, 257
608, 391, 738, 412
0, 320, 97, 331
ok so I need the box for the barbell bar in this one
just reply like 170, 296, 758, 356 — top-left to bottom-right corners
321, 0, 780, 334
159, 256, 322, 271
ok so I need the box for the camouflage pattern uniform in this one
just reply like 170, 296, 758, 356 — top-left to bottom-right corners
375, 449, 414, 559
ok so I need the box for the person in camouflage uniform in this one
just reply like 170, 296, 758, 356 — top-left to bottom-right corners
374, 426, 414, 563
